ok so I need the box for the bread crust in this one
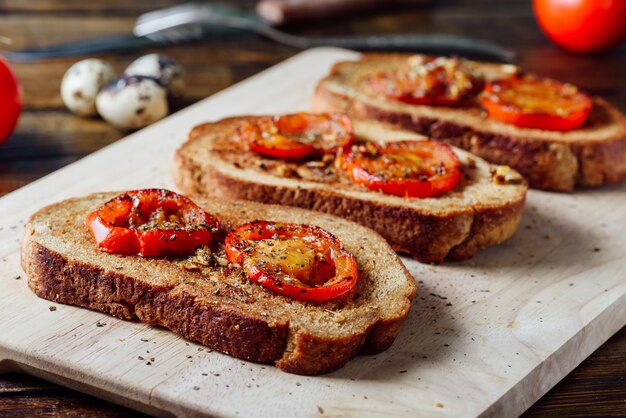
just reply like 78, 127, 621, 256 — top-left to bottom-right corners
24, 239, 290, 361
21, 193, 415, 375
312, 55, 626, 192
173, 116, 527, 263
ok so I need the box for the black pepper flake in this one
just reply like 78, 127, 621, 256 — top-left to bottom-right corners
193, 386, 200, 391
96, 321, 107, 327
141, 338, 149, 342
14, 275, 21, 280
399, 370, 407, 374
146, 361, 152, 366
49, 306, 56, 312
138, 356, 144, 361
296, 382, 301, 386
317, 406, 324, 414
593, 247, 601, 252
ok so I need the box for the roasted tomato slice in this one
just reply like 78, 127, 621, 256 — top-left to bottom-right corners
225, 221, 358, 303
336, 140, 461, 198
85, 189, 220, 256
235, 113, 353, 160
368, 56, 481, 106
479, 75, 593, 131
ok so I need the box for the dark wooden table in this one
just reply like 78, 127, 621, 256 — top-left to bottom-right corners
1, 0, 624, 416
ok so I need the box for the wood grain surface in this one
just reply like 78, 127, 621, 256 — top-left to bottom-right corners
1, 0, 625, 416
0, 46, 624, 418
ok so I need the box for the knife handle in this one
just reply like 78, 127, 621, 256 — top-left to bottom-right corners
257, 0, 428, 25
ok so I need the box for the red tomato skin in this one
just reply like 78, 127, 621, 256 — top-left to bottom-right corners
85, 189, 219, 257
0, 57, 21, 145
137, 229, 215, 257
479, 77, 593, 131
225, 221, 358, 303
533, 0, 626, 53
337, 140, 461, 198
247, 262, 356, 303
248, 141, 315, 161
236, 113, 353, 161
481, 99, 590, 131
86, 210, 140, 255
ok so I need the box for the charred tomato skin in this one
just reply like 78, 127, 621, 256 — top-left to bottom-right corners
368, 56, 481, 106
236, 113, 353, 160
86, 189, 219, 256
225, 220, 358, 303
336, 140, 461, 198
479, 76, 592, 131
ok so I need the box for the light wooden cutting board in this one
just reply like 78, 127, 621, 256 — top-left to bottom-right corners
0, 48, 624, 418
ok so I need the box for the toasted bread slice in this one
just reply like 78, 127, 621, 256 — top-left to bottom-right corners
312, 54, 626, 192
21, 193, 415, 375
173, 116, 527, 263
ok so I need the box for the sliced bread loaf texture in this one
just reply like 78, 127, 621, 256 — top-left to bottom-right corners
173, 116, 527, 263
312, 54, 626, 192
22, 192, 416, 375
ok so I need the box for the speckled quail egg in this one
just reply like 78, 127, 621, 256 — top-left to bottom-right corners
95, 75, 168, 130
61, 59, 115, 116
124, 54, 184, 97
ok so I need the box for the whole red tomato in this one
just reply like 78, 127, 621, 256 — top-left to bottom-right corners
533, 0, 626, 53
0, 56, 21, 145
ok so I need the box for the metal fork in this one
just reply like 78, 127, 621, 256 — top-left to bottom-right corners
134, 3, 516, 62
